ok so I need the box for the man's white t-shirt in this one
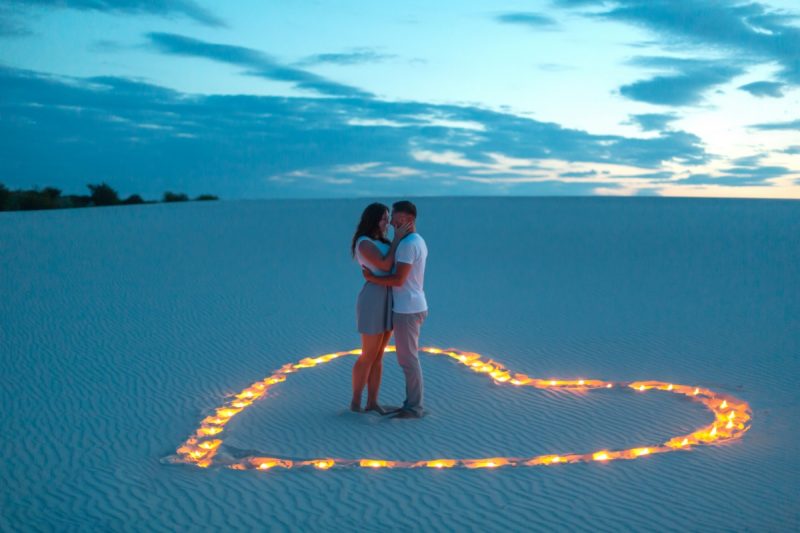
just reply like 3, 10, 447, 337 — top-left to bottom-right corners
393, 233, 428, 314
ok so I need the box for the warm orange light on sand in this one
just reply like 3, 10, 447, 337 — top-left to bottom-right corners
360, 459, 394, 468
169, 347, 752, 471
424, 460, 457, 469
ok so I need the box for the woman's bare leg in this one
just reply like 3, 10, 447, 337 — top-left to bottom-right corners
365, 330, 393, 409
351, 333, 384, 411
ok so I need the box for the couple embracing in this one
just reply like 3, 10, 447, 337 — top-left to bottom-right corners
350, 200, 428, 420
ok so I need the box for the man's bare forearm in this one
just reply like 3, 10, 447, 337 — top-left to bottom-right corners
367, 273, 403, 287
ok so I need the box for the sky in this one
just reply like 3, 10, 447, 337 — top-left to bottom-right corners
1, 0, 799, 199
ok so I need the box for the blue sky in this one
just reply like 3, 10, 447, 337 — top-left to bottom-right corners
1, 0, 798, 199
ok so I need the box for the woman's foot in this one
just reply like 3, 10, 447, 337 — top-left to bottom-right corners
350, 401, 363, 413
365, 404, 401, 416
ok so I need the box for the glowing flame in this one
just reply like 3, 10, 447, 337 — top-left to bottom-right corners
173, 346, 753, 471
361, 459, 392, 468
464, 458, 510, 469
253, 458, 292, 470
426, 460, 456, 469
198, 440, 221, 451
216, 408, 241, 418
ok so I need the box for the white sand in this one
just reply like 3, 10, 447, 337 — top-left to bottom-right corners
1, 197, 798, 531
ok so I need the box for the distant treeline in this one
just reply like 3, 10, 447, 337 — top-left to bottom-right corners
0, 182, 219, 212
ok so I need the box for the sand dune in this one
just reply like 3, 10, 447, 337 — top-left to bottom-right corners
1, 197, 797, 531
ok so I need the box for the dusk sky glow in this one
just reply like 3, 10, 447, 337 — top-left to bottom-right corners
1, 0, 799, 199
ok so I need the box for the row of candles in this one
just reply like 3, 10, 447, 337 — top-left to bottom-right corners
173, 347, 751, 471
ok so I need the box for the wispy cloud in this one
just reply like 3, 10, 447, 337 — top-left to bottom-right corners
4, 65, 792, 198
619, 57, 743, 106
89, 39, 127, 53
295, 48, 398, 67
627, 112, 677, 131
750, 119, 800, 131
7, 0, 224, 26
496, 12, 559, 29
567, 0, 800, 86
681, 166, 794, 187
739, 81, 785, 98
147, 32, 373, 98
537, 63, 573, 72
0, 6, 31, 37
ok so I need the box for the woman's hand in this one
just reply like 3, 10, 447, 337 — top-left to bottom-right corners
393, 222, 413, 242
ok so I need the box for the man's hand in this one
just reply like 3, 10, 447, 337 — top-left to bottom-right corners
362, 266, 375, 282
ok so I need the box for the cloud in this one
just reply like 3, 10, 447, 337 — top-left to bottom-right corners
537, 63, 573, 72
627, 112, 677, 131
296, 49, 397, 67
496, 12, 558, 28
681, 166, 794, 187
560, 170, 599, 177
750, 119, 800, 131
147, 32, 373, 98
0, 6, 32, 37
0, 65, 724, 198
6, 0, 224, 26
619, 57, 743, 106
731, 154, 762, 167
680, 153, 797, 186
557, 0, 800, 86
90, 39, 127, 53
738, 81, 785, 98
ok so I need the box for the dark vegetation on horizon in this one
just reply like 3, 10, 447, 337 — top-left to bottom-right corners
0, 182, 219, 212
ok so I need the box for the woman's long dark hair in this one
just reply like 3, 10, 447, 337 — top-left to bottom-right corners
351, 203, 390, 257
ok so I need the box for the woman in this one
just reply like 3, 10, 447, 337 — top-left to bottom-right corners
351, 203, 410, 413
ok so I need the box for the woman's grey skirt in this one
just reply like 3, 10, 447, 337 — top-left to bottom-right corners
356, 281, 393, 334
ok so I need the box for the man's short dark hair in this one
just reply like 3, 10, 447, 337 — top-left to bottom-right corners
392, 200, 417, 218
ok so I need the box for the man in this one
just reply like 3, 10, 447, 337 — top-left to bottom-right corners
362, 200, 428, 419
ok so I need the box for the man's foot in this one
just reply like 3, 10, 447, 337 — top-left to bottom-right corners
392, 409, 423, 419
365, 404, 401, 416
350, 402, 363, 413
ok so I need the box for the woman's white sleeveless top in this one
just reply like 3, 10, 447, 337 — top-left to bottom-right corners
355, 236, 391, 276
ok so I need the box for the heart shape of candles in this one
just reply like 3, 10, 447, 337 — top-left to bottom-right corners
170, 347, 751, 471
